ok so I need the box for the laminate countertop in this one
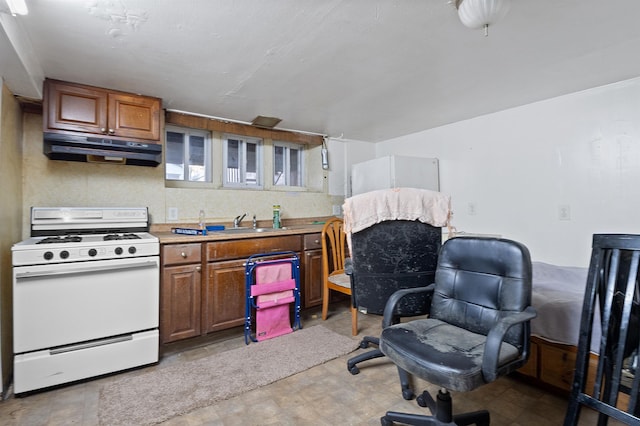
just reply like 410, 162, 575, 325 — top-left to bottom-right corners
151, 223, 326, 244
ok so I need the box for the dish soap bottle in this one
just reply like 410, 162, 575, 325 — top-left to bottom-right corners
199, 209, 206, 232
272, 204, 281, 229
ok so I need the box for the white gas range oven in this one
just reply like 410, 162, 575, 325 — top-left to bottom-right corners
12, 207, 160, 394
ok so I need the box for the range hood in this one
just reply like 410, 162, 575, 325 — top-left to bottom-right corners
43, 132, 162, 167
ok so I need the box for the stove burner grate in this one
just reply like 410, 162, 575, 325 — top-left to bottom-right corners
37, 236, 83, 244
103, 233, 142, 241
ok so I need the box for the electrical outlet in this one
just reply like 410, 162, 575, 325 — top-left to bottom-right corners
167, 207, 178, 221
558, 205, 571, 221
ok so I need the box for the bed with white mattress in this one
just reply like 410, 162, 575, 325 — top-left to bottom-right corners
521, 261, 601, 392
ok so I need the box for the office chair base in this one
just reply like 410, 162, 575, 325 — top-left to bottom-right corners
382, 390, 490, 426
347, 337, 415, 400
347, 336, 383, 375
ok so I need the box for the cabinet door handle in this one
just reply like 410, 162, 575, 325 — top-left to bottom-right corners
108, 128, 115, 134
100, 127, 107, 133
196, 266, 201, 272
181, 252, 187, 258
314, 239, 320, 244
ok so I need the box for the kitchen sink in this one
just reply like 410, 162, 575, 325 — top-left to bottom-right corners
212, 227, 288, 234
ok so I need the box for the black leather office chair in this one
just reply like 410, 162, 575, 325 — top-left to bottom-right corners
346, 219, 441, 396
379, 236, 536, 426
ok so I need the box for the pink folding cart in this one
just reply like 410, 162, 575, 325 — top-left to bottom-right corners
244, 251, 302, 344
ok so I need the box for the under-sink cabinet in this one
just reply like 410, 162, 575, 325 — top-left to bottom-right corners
204, 236, 303, 333
204, 259, 247, 333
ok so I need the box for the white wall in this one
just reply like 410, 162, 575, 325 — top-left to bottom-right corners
376, 77, 640, 267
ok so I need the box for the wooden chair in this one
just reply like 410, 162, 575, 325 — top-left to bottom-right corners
321, 217, 357, 335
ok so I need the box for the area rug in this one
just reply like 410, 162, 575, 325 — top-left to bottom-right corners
98, 325, 357, 425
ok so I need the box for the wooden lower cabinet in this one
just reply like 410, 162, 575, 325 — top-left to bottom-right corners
204, 259, 246, 333
161, 233, 329, 344
302, 233, 323, 308
303, 249, 323, 308
160, 243, 202, 344
161, 264, 202, 343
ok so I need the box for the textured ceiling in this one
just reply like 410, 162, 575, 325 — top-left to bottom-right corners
2, 0, 640, 142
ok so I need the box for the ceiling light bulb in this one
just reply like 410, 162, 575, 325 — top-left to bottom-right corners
6, 0, 28, 16
456, 0, 510, 35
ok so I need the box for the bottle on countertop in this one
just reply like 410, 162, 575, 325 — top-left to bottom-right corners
199, 209, 206, 230
272, 204, 281, 229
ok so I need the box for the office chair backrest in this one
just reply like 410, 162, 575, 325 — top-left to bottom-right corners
350, 220, 441, 316
431, 236, 532, 348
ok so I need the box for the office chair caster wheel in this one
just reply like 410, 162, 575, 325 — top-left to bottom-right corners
380, 416, 393, 426
348, 365, 360, 375
402, 388, 414, 400
416, 393, 428, 407
359, 340, 371, 349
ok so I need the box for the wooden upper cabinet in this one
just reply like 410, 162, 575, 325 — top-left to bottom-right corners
108, 93, 161, 140
44, 79, 161, 142
45, 80, 108, 134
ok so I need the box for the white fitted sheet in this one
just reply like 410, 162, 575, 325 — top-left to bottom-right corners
531, 261, 601, 354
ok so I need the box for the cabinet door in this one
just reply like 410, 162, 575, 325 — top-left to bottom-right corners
45, 80, 108, 134
161, 264, 201, 343
303, 249, 323, 308
204, 260, 246, 333
108, 93, 161, 140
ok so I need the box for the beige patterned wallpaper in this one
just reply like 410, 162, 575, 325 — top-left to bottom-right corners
21, 113, 338, 238
0, 82, 24, 394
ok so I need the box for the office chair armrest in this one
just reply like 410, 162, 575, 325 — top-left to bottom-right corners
382, 284, 436, 328
481, 306, 537, 383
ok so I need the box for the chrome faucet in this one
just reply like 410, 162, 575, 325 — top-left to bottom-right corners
233, 213, 247, 228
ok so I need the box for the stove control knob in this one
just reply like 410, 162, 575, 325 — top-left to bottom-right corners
44, 251, 54, 260
88, 248, 97, 257
115, 247, 123, 255
128, 246, 137, 254
60, 250, 69, 259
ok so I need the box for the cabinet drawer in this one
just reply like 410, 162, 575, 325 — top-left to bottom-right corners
304, 233, 322, 250
539, 344, 577, 391
163, 243, 202, 265
539, 343, 599, 392
206, 235, 302, 261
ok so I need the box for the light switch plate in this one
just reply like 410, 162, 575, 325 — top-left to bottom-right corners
558, 205, 571, 221
167, 207, 178, 221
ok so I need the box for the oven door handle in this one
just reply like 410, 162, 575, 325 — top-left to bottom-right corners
15, 260, 158, 279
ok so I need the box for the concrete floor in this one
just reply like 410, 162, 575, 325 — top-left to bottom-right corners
0, 301, 619, 425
